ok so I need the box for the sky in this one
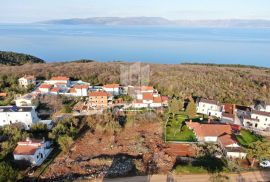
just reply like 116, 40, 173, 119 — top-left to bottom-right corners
1, 0, 270, 23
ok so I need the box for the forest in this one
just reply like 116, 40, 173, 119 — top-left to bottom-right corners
0, 61, 269, 105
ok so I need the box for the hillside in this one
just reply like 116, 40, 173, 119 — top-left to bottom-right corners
0, 51, 45, 66
0, 61, 269, 105
39, 17, 270, 27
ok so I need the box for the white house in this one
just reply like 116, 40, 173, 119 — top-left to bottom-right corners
243, 110, 270, 130
71, 85, 89, 96
218, 134, 247, 159
15, 93, 39, 108
0, 106, 40, 129
18, 75, 36, 88
186, 121, 233, 142
45, 76, 70, 87
38, 84, 53, 94
197, 98, 222, 118
13, 138, 52, 166
133, 100, 148, 108
103, 84, 120, 96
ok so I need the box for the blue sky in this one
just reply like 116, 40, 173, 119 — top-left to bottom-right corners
1, 0, 270, 23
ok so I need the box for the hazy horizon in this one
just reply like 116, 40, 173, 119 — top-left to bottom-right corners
1, 0, 270, 23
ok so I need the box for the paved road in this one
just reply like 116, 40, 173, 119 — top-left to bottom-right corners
86, 171, 270, 182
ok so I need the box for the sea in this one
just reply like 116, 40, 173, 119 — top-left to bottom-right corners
0, 24, 270, 67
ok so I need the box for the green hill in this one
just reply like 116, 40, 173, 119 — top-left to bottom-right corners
0, 51, 45, 65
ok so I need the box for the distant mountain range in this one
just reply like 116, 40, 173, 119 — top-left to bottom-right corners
38, 17, 270, 27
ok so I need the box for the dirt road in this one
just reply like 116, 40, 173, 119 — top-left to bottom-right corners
86, 170, 270, 182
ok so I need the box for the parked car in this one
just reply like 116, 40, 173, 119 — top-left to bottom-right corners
260, 160, 270, 168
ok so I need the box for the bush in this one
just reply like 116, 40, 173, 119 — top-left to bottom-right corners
0, 162, 20, 181
57, 135, 73, 153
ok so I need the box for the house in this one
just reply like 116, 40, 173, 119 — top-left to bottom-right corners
254, 100, 270, 113
15, 93, 39, 108
243, 110, 270, 130
103, 84, 120, 96
72, 85, 89, 96
218, 134, 247, 159
161, 96, 169, 107
50, 87, 60, 95
18, 75, 36, 88
196, 98, 222, 118
13, 138, 52, 166
186, 121, 232, 142
221, 113, 235, 123
38, 84, 53, 93
235, 105, 251, 118
140, 86, 154, 93
132, 92, 163, 108
223, 103, 235, 115
45, 76, 70, 87
88, 91, 112, 109
133, 99, 148, 108
0, 106, 40, 129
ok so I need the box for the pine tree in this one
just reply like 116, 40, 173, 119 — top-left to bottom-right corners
169, 97, 180, 118
186, 98, 197, 119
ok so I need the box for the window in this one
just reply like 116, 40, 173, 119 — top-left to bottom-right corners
266, 118, 268, 121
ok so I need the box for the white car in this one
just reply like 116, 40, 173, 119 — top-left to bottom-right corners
260, 160, 270, 168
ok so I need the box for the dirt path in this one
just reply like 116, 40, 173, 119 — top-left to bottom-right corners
85, 170, 270, 182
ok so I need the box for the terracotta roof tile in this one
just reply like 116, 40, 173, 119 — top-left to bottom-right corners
50, 76, 69, 81
143, 93, 153, 100
50, 87, 60, 92
103, 84, 119, 88
218, 134, 238, 147
252, 110, 270, 117
89, 91, 110, 97
39, 84, 52, 89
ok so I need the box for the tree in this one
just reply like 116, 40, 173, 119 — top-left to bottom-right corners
169, 97, 180, 118
186, 98, 197, 119
247, 141, 270, 167
178, 99, 184, 111
58, 135, 73, 153
0, 162, 20, 181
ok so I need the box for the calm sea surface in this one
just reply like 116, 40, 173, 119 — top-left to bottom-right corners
0, 24, 269, 67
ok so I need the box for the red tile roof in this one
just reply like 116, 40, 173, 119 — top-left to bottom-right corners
13, 140, 43, 155
153, 96, 162, 103
134, 99, 143, 103
103, 84, 119, 88
187, 122, 232, 138
69, 88, 77, 93
141, 86, 154, 91
50, 76, 69, 81
39, 84, 52, 89
89, 91, 110, 97
143, 93, 153, 100
50, 87, 60, 92
218, 134, 238, 147
13, 145, 38, 155
74, 85, 89, 89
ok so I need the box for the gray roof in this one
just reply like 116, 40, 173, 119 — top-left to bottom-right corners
0, 106, 33, 112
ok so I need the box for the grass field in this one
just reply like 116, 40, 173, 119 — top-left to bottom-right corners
165, 113, 197, 142
236, 129, 261, 148
174, 165, 208, 174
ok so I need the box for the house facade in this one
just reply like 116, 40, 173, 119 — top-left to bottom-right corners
243, 110, 270, 130
88, 91, 111, 108
103, 84, 120, 96
197, 98, 222, 118
18, 75, 36, 88
15, 93, 39, 108
13, 138, 52, 166
45, 76, 70, 87
0, 106, 40, 129
218, 134, 247, 159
